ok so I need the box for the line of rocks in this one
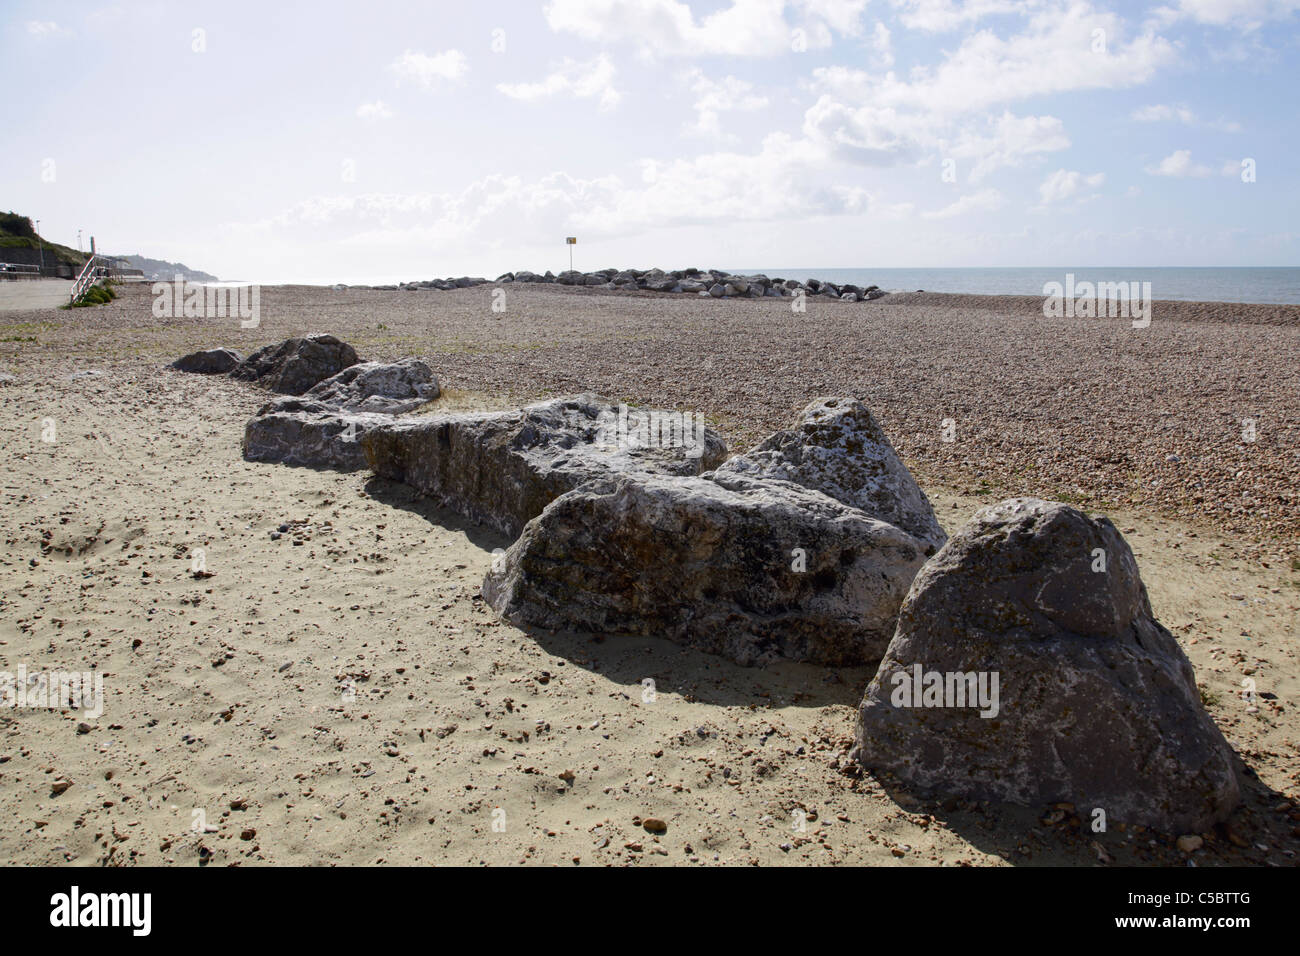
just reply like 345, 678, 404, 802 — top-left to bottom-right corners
171, 334, 1242, 833
364, 268, 889, 303
171, 335, 441, 471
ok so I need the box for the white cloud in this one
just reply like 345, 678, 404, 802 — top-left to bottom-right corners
683, 69, 770, 139
800, 0, 1175, 181
802, 92, 1069, 179
1145, 149, 1212, 177
26, 20, 62, 35
1132, 103, 1197, 124
797, 4, 1173, 183
232, 133, 916, 250
1149, 0, 1300, 30
951, 112, 1071, 181
797, 0, 871, 36
890, 0, 1039, 32
356, 100, 393, 121
802, 97, 934, 166
497, 55, 622, 110
865, 5, 1174, 116
388, 49, 469, 90
542, 0, 866, 55
869, 21, 895, 68
1131, 103, 1241, 131
573, 133, 892, 231
1037, 168, 1105, 204
921, 188, 1005, 219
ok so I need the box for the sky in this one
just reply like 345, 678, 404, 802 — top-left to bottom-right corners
3, 0, 1299, 281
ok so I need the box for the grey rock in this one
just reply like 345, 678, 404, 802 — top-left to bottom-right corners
708, 284, 726, 298
229, 334, 361, 395
242, 398, 392, 471
171, 348, 242, 374
304, 358, 439, 414
713, 397, 946, 554
362, 395, 728, 538
852, 498, 1241, 833
483, 471, 929, 666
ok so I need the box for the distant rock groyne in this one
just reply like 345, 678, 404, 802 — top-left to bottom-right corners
362, 268, 889, 303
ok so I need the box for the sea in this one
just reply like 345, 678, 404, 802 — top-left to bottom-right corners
735, 267, 1300, 305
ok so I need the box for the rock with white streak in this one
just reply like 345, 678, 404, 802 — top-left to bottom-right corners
713, 397, 946, 554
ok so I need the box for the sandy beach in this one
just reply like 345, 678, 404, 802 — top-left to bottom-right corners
0, 282, 1296, 866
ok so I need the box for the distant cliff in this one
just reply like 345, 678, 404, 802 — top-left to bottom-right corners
114, 254, 219, 283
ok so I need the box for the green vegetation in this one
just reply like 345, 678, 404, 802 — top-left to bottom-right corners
0, 212, 89, 268
63, 281, 118, 308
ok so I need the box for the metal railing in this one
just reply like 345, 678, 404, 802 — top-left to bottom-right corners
0, 263, 42, 281
70, 255, 105, 304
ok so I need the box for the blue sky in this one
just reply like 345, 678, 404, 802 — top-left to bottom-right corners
4, 0, 1298, 280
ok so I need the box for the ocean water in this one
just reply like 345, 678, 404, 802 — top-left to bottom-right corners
738, 267, 1300, 305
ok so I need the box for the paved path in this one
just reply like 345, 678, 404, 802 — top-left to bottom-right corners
0, 279, 72, 311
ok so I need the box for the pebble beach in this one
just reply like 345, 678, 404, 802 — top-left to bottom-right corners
0, 280, 1297, 866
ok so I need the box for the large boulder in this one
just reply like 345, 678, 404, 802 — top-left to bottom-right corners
712, 398, 946, 554
303, 358, 439, 414
229, 334, 360, 395
362, 395, 727, 538
852, 498, 1240, 833
483, 472, 930, 666
242, 398, 392, 471
171, 348, 241, 374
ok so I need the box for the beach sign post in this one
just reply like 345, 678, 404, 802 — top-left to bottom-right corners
566, 236, 576, 272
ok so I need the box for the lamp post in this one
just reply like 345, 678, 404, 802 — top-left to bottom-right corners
566, 236, 576, 272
